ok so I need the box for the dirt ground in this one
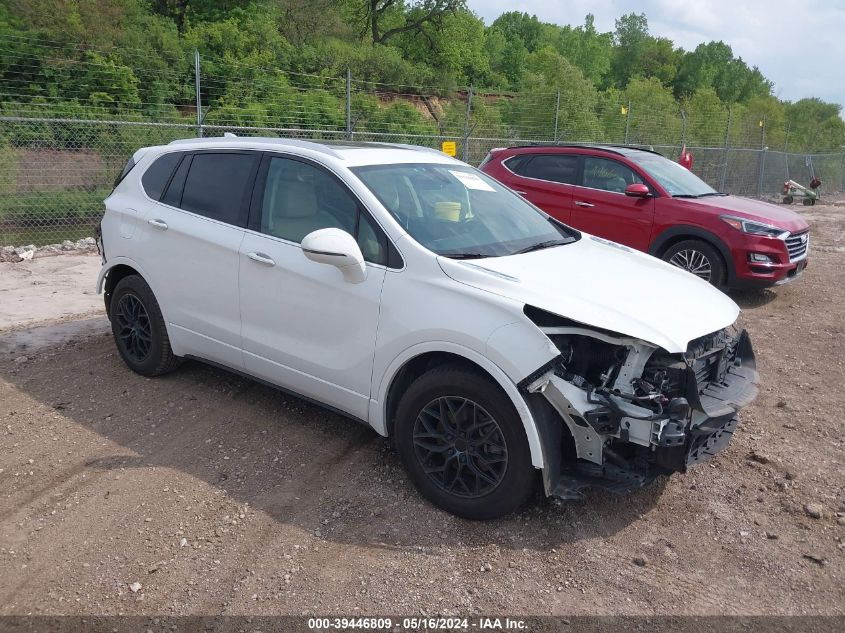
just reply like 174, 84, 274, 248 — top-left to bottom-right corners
0, 206, 842, 617
0, 253, 102, 331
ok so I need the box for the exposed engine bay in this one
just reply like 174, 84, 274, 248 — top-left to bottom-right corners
520, 307, 759, 499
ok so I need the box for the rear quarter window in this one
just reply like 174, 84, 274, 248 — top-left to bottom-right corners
141, 152, 183, 201
509, 154, 578, 185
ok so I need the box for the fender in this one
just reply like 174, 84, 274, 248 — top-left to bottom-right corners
370, 341, 545, 469
649, 224, 736, 285
96, 256, 180, 353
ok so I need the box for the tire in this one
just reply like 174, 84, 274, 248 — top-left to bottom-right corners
109, 274, 181, 377
394, 365, 535, 520
662, 239, 726, 287
802, 197, 815, 206
782, 195, 794, 204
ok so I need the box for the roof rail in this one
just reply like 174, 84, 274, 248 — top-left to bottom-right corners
166, 135, 343, 158
368, 142, 447, 155
505, 142, 663, 157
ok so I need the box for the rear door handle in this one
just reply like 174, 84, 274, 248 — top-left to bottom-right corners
147, 218, 168, 230
247, 252, 275, 266
513, 190, 528, 196
574, 201, 594, 208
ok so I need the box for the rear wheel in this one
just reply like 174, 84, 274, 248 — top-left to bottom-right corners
782, 195, 794, 204
663, 239, 725, 287
394, 365, 535, 520
110, 275, 180, 376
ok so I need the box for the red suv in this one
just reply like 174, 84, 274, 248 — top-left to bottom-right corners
479, 145, 810, 289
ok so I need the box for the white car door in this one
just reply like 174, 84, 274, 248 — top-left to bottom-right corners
137, 150, 260, 369
238, 154, 393, 420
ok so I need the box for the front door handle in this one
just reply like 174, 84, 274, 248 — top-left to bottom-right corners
574, 201, 594, 208
513, 190, 528, 196
247, 252, 275, 266
147, 218, 168, 230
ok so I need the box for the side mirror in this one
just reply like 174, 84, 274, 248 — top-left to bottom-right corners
625, 183, 651, 198
301, 228, 367, 284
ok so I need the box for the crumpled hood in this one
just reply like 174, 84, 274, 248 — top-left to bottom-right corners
438, 235, 740, 354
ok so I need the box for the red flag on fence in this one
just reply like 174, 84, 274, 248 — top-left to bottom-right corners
679, 144, 694, 170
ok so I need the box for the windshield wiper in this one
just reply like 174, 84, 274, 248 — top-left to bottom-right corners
672, 194, 702, 198
697, 192, 728, 197
443, 252, 487, 260
513, 239, 570, 255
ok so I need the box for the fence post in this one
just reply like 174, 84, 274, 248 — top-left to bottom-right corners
462, 86, 473, 163
194, 49, 202, 138
680, 108, 687, 147
553, 91, 560, 142
719, 107, 731, 191
345, 68, 352, 141
623, 100, 631, 144
756, 116, 766, 198
783, 121, 791, 181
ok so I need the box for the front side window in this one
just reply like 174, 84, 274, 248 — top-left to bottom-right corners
259, 157, 388, 265
510, 154, 578, 185
582, 157, 644, 194
353, 163, 578, 259
180, 152, 258, 225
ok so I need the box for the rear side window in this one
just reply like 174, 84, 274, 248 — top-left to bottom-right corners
141, 152, 182, 201
510, 154, 578, 185
180, 153, 258, 225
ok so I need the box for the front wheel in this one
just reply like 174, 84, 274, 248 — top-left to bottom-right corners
663, 239, 726, 287
394, 365, 535, 520
110, 274, 181, 376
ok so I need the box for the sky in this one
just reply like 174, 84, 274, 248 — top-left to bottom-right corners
466, 0, 845, 110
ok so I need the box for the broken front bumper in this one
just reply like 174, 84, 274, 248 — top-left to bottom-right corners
527, 329, 758, 499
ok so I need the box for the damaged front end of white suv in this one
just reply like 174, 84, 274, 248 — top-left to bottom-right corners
519, 307, 758, 499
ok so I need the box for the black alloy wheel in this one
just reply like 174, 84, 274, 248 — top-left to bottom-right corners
412, 396, 508, 498
114, 293, 152, 363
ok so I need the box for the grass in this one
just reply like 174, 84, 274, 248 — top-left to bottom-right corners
0, 189, 108, 246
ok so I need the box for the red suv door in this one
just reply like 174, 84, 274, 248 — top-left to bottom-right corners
570, 156, 655, 251
498, 153, 578, 223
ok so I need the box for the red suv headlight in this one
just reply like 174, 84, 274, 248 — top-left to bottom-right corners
720, 215, 789, 238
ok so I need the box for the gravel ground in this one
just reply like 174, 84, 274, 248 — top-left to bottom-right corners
0, 252, 102, 331
0, 205, 842, 616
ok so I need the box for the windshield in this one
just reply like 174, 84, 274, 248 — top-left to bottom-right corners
352, 163, 577, 258
628, 152, 720, 198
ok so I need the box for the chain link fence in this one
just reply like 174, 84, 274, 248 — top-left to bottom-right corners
2, 43, 844, 246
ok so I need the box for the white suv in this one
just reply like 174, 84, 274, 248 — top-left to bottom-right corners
98, 137, 758, 519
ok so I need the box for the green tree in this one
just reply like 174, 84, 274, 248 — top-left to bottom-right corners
683, 87, 728, 146
510, 47, 599, 140
784, 98, 845, 152
552, 14, 613, 86
391, 8, 490, 85
623, 76, 681, 145
673, 42, 771, 103
490, 11, 542, 52
610, 12, 650, 87
357, 0, 466, 45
